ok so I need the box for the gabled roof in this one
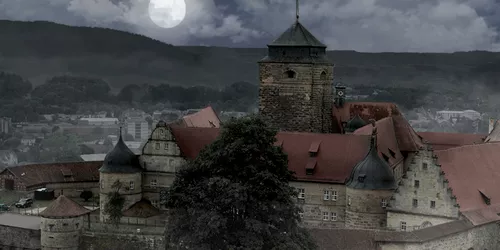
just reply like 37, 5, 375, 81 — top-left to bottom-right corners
353, 117, 404, 167
1, 161, 102, 188
170, 126, 402, 184
268, 21, 326, 48
418, 132, 485, 150
122, 199, 160, 218
171, 106, 220, 128
334, 102, 424, 151
40, 195, 90, 218
435, 142, 500, 211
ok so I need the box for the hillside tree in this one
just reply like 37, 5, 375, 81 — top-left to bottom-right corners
165, 115, 317, 250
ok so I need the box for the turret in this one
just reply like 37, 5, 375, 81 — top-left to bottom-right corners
40, 195, 90, 250
345, 121, 397, 229
344, 114, 367, 134
99, 128, 143, 222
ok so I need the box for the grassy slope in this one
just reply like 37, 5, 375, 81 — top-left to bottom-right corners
0, 20, 499, 93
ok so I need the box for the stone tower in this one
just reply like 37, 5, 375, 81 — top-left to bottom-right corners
99, 130, 143, 222
258, 13, 334, 133
344, 123, 397, 229
40, 195, 90, 250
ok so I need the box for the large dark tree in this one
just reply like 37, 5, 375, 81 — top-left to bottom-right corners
165, 115, 317, 250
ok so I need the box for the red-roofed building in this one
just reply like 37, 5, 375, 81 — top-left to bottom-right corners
418, 131, 485, 150
171, 106, 220, 128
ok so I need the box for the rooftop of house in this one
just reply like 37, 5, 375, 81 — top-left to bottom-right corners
435, 142, 500, 211
418, 131, 485, 150
171, 106, 220, 128
40, 195, 90, 218
2, 161, 102, 189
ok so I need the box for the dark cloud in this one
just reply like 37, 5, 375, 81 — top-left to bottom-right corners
0, 0, 499, 52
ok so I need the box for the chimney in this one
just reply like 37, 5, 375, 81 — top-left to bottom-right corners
489, 118, 496, 134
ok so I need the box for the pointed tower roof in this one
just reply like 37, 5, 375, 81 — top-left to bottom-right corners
268, 21, 326, 48
40, 195, 90, 218
345, 121, 397, 190
345, 114, 368, 133
99, 127, 142, 173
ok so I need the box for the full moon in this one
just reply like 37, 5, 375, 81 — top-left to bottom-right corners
148, 0, 186, 29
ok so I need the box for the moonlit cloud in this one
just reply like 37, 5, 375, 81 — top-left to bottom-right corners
0, 0, 499, 52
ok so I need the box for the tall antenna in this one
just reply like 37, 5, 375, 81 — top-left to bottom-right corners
296, 0, 299, 22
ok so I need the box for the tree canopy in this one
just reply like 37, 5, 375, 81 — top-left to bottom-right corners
165, 115, 317, 250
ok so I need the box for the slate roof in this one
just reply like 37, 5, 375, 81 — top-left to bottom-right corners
418, 132, 485, 150
1, 161, 102, 189
346, 124, 397, 190
99, 133, 142, 173
171, 106, 220, 128
435, 142, 500, 211
268, 21, 326, 48
170, 126, 404, 184
40, 195, 90, 218
334, 102, 424, 152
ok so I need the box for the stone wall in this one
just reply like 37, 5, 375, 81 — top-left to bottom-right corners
290, 181, 346, 229
389, 150, 459, 230
99, 172, 142, 221
0, 224, 41, 249
258, 62, 333, 133
81, 233, 165, 250
345, 187, 393, 229
386, 210, 455, 232
379, 222, 500, 250
41, 216, 84, 249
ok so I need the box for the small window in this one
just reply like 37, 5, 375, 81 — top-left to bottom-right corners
422, 162, 428, 170
382, 153, 389, 162
322, 211, 329, 221
320, 71, 327, 80
413, 199, 418, 208
330, 212, 337, 221
400, 221, 407, 231
155, 143, 160, 150
389, 149, 396, 158
284, 70, 296, 78
430, 200, 436, 208
164, 143, 169, 150
414, 180, 420, 188
297, 188, 305, 199
298, 211, 304, 218
323, 190, 330, 200
129, 181, 135, 190
151, 179, 157, 187
348, 196, 352, 206
331, 190, 338, 201
100, 180, 103, 189
381, 199, 387, 208
62, 223, 68, 226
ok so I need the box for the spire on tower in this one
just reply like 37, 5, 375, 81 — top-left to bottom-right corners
296, 0, 299, 22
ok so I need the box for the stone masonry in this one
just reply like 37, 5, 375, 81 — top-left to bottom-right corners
389, 148, 459, 231
258, 61, 334, 133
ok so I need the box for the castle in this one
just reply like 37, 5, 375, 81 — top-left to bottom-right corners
4, 10, 500, 250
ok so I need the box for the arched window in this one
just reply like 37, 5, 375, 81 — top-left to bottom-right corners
421, 221, 432, 228
320, 71, 327, 80
284, 70, 296, 79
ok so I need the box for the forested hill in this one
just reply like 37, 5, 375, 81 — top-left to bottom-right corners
1, 19, 500, 95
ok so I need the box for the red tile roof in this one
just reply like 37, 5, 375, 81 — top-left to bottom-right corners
2, 161, 102, 188
40, 195, 90, 218
461, 204, 500, 226
172, 106, 220, 128
353, 117, 404, 166
435, 142, 500, 211
333, 102, 424, 151
418, 132, 485, 150
170, 126, 404, 183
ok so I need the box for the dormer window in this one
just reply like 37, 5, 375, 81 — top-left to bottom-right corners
358, 174, 366, 183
